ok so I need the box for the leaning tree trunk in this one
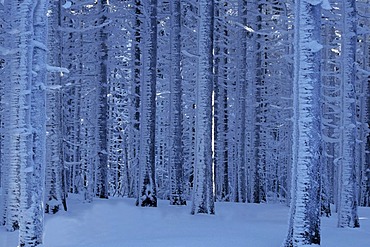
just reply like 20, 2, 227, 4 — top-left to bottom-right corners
283, 0, 322, 246
191, 0, 215, 215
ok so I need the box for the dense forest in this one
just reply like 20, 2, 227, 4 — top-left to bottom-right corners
0, 0, 369, 246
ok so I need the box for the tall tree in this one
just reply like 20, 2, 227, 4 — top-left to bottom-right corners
234, 0, 247, 203
155, 0, 171, 200
191, 0, 215, 215
358, 0, 370, 207
95, 0, 110, 199
283, 0, 322, 245
20, 0, 49, 244
0, 0, 18, 230
60, 1, 83, 195
245, 0, 259, 203
213, 0, 230, 202
136, 0, 158, 207
168, 0, 186, 205
180, 1, 198, 200
106, 0, 134, 197
45, 0, 67, 214
337, 0, 360, 228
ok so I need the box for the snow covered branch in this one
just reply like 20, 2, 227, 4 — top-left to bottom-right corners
58, 20, 112, 33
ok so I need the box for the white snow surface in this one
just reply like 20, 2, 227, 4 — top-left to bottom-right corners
321, 0, 332, 10
1, 195, 370, 247
62, 1, 72, 9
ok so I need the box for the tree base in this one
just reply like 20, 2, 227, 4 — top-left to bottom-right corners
170, 195, 187, 206
136, 195, 157, 207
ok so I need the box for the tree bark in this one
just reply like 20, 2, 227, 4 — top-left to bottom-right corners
283, 0, 322, 245
191, 0, 215, 215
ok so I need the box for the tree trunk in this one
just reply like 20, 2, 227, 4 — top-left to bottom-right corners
283, 0, 322, 245
137, 0, 158, 207
191, 0, 215, 215
45, 0, 67, 214
95, 0, 109, 200
169, 0, 186, 206
337, 0, 360, 228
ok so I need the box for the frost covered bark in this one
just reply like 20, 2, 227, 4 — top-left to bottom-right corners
20, 0, 49, 244
95, 0, 109, 200
337, 0, 360, 228
191, 0, 215, 215
1, 0, 21, 231
106, 0, 134, 198
180, 1, 198, 200
234, 0, 247, 203
168, 0, 186, 206
45, 0, 67, 214
213, 0, 229, 202
136, 0, 158, 207
283, 0, 322, 245
244, 0, 259, 203
2, 0, 49, 245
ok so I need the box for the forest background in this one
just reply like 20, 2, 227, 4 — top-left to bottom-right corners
0, 0, 369, 246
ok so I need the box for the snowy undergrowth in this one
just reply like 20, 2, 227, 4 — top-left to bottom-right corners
1, 195, 370, 247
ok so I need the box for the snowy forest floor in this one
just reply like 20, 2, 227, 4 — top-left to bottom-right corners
1, 195, 370, 247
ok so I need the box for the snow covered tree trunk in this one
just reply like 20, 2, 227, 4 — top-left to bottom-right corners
337, 0, 360, 228
2, 0, 26, 232
129, 0, 142, 200
245, 0, 258, 203
45, 0, 67, 214
181, 1, 198, 200
79, 53, 96, 203
191, 0, 215, 215
3, 0, 49, 245
320, 22, 337, 217
95, 0, 109, 199
283, 0, 322, 245
60, 4, 82, 195
235, 0, 247, 203
20, 0, 48, 244
169, 0, 186, 206
137, 0, 158, 207
213, 0, 229, 202
106, 0, 134, 197
358, 3, 370, 207
253, 2, 268, 203
0, 0, 8, 227
155, 0, 171, 200
0, 0, 20, 230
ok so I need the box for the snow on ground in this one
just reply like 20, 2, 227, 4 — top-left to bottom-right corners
1, 195, 370, 247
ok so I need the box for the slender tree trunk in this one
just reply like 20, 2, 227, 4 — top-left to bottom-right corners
236, 0, 247, 203
1, 1, 20, 230
169, 0, 186, 206
95, 0, 109, 199
213, 0, 229, 202
45, 0, 67, 214
191, 0, 215, 215
337, 0, 360, 228
245, 0, 258, 203
283, 0, 322, 245
137, 0, 158, 207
